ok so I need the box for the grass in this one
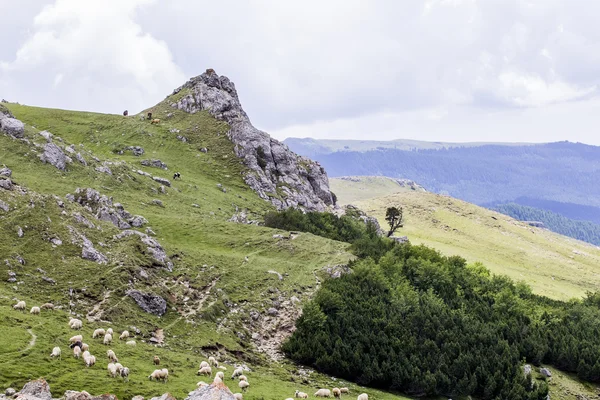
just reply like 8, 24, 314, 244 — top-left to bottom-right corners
332, 176, 600, 301
0, 101, 414, 399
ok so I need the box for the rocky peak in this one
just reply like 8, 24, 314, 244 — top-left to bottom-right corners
170, 69, 334, 211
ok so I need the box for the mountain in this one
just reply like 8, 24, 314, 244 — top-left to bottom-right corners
284, 138, 600, 219
331, 176, 600, 300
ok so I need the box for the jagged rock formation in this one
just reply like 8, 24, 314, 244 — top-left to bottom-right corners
126, 289, 167, 316
114, 230, 173, 270
184, 383, 236, 400
171, 69, 334, 211
0, 105, 24, 138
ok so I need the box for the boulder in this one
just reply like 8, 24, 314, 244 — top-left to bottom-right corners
0, 117, 25, 138
390, 236, 408, 244
63, 391, 91, 400
39, 142, 68, 170
0, 178, 12, 190
171, 70, 334, 211
149, 394, 176, 400
5, 388, 16, 397
16, 379, 52, 400
95, 166, 112, 175
0, 199, 9, 211
124, 146, 145, 156
141, 159, 168, 170
184, 383, 236, 400
540, 367, 552, 378
126, 289, 167, 316
82, 243, 108, 264
0, 166, 12, 178
39, 131, 53, 141
114, 230, 172, 270
523, 364, 532, 376
152, 177, 171, 187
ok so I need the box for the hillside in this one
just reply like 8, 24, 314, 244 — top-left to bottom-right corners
332, 177, 600, 301
0, 73, 409, 400
286, 139, 600, 220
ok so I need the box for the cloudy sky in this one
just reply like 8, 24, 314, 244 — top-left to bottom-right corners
1, 0, 600, 144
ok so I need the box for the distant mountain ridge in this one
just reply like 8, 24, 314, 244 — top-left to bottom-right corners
284, 138, 600, 214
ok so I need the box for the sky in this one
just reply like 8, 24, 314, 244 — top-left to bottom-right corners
1, 0, 600, 144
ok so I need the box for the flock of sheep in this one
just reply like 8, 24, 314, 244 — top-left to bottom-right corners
14, 299, 369, 400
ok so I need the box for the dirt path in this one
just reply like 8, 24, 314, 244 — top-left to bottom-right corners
26, 329, 37, 351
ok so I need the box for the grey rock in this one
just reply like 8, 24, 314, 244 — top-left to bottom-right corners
17, 226, 23, 237
540, 367, 552, 378
323, 264, 352, 279
0, 178, 13, 190
75, 153, 87, 166
0, 199, 9, 211
81, 236, 107, 264
125, 146, 144, 156
114, 230, 173, 270
523, 364, 532, 376
69, 188, 145, 230
39, 131, 52, 141
249, 310, 260, 321
42, 276, 56, 285
267, 307, 279, 316
169, 128, 180, 133
39, 142, 68, 170
136, 169, 151, 177
0, 166, 12, 178
16, 255, 25, 265
16, 379, 52, 400
184, 383, 236, 400
176, 135, 188, 143
172, 70, 334, 211
131, 396, 144, 400
152, 176, 171, 187
50, 238, 62, 246
141, 159, 168, 170
139, 268, 149, 279
390, 235, 408, 244
149, 394, 176, 400
267, 270, 283, 280
5, 388, 16, 397
126, 289, 167, 316
63, 390, 91, 400
130, 215, 148, 227
95, 166, 112, 175
0, 117, 25, 138
151, 199, 164, 207
145, 227, 156, 236
200, 147, 208, 153
73, 213, 95, 228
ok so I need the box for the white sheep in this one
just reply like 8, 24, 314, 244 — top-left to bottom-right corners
82, 350, 91, 360
199, 360, 209, 369
30, 306, 40, 315
233, 394, 243, 400
340, 388, 349, 394
92, 328, 106, 338
50, 346, 61, 359
70, 319, 82, 330
148, 368, 169, 383
119, 330, 130, 340
103, 333, 112, 345
357, 394, 368, 400
216, 371, 225, 380
314, 389, 331, 398
69, 335, 83, 343
115, 363, 124, 374
198, 366, 212, 376
213, 376, 223, 385
294, 391, 308, 399
238, 380, 249, 392
107, 350, 118, 362
209, 356, 218, 367
81, 343, 89, 351
41, 303, 54, 310
231, 367, 243, 380
13, 301, 26, 312
332, 388, 341, 398
238, 375, 247, 382
196, 381, 208, 387
85, 355, 96, 367
126, 340, 136, 346
107, 363, 118, 378
120, 367, 130, 381
106, 328, 113, 335
73, 346, 82, 358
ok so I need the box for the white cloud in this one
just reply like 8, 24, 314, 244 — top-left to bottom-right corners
0, 0, 184, 113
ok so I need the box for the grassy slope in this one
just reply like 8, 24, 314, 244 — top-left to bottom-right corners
0, 102, 410, 400
330, 176, 420, 203
332, 177, 600, 301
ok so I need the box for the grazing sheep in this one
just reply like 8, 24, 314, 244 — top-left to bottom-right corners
294, 391, 308, 399
173, 172, 181, 180
356, 394, 368, 400
147, 112, 153, 120
231, 367, 243, 380
73, 346, 82, 358
30, 306, 41, 315
106, 328, 113, 335
153, 356, 160, 365
120, 367, 130, 381
103, 333, 113, 345
82, 350, 91, 360
332, 388, 341, 398
197, 366, 212, 376
208, 356, 218, 367
151, 118, 160, 125
114, 363, 124, 373
69, 335, 83, 343
70, 341, 83, 350
85, 355, 96, 367
70, 319, 82, 330
314, 389, 331, 398
41, 303, 54, 310
81, 343, 89, 351
213, 376, 223, 385
238, 375, 247, 382
93, 329, 106, 338
50, 346, 61, 359
233, 394, 243, 400
238, 380, 249, 392
196, 381, 208, 387
13, 301, 26, 312
216, 371, 224, 380
107, 350, 118, 362
119, 330, 130, 340
126, 340, 136, 346
108, 363, 118, 378
340, 388, 349, 394
148, 368, 168, 383
199, 361, 209, 369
